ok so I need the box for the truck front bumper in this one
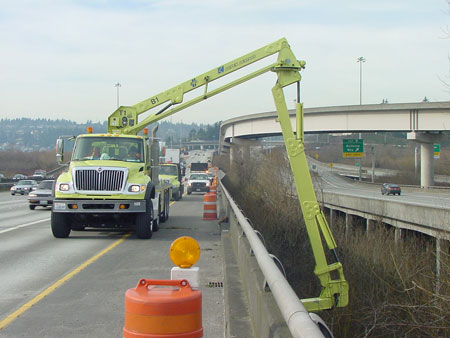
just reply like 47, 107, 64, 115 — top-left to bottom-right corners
52, 199, 146, 213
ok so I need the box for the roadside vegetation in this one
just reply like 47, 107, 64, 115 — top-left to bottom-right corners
0, 150, 57, 178
216, 148, 450, 337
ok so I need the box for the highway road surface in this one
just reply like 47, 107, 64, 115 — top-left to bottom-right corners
310, 159, 450, 210
0, 191, 225, 337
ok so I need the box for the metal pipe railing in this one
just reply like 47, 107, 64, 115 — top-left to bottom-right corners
220, 181, 327, 338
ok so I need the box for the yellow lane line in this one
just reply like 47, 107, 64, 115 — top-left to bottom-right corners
0, 233, 131, 331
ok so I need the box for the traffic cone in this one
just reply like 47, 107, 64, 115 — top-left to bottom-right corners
123, 279, 203, 338
202, 193, 217, 220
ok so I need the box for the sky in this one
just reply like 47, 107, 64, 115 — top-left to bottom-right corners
1, 0, 449, 124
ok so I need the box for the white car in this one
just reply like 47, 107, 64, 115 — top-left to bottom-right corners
186, 173, 211, 194
28, 180, 54, 210
11, 180, 38, 195
13, 174, 27, 181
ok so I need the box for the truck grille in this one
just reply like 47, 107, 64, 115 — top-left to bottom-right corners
192, 182, 206, 188
74, 168, 126, 192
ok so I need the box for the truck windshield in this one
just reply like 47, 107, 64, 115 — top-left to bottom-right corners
72, 137, 144, 163
160, 166, 178, 175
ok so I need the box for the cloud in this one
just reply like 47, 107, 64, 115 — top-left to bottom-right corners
0, 0, 448, 124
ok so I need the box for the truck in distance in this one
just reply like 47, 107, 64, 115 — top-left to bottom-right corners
190, 162, 208, 173
159, 163, 184, 201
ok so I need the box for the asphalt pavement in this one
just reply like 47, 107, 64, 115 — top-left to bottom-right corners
0, 191, 225, 337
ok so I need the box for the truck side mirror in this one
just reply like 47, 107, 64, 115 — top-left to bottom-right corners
56, 138, 64, 164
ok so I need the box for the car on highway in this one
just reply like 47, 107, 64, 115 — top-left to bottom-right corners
13, 173, 27, 181
10, 180, 38, 195
28, 180, 54, 210
186, 173, 211, 195
32, 169, 47, 179
381, 183, 401, 196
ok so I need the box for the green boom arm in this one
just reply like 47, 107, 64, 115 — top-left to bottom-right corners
107, 38, 348, 311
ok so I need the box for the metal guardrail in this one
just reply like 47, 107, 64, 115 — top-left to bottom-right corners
0, 183, 14, 192
219, 181, 328, 338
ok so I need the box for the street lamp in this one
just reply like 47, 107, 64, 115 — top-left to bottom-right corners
357, 57, 366, 105
115, 82, 122, 107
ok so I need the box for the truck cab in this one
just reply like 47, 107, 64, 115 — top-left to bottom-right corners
159, 163, 184, 201
52, 131, 171, 239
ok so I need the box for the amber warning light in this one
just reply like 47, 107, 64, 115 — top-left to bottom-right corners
87, 126, 93, 133
170, 236, 200, 290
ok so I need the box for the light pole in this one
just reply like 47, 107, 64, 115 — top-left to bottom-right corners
357, 57, 366, 105
115, 82, 121, 107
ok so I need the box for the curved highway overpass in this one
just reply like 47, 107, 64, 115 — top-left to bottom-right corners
220, 101, 450, 141
219, 101, 450, 187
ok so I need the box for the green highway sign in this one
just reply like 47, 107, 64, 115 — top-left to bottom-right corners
343, 139, 364, 158
434, 144, 440, 159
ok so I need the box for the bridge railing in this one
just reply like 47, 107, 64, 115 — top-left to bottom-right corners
218, 179, 329, 338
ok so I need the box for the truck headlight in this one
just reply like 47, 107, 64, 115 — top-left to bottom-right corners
129, 185, 146, 193
59, 183, 70, 191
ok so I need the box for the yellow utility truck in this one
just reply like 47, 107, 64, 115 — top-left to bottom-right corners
52, 126, 171, 239
52, 37, 348, 311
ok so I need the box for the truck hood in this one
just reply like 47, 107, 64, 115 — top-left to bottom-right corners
159, 174, 180, 187
64, 160, 147, 185
70, 160, 145, 175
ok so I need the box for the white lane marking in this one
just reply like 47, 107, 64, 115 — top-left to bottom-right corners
0, 218, 50, 234
0, 199, 28, 206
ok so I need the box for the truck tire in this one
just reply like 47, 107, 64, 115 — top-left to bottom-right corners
174, 189, 182, 201
159, 195, 165, 223
164, 190, 170, 221
29, 205, 36, 210
51, 212, 71, 238
136, 199, 153, 239
153, 197, 160, 232
160, 190, 170, 223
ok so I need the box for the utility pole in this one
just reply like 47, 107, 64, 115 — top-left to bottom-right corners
115, 82, 121, 107
357, 57, 366, 140
371, 145, 376, 183
357, 57, 366, 105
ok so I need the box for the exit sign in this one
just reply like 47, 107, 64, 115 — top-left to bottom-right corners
434, 144, 440, 159
343, 139, 364, 158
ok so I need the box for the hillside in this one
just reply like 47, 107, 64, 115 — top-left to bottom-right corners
0, 118, 220, 151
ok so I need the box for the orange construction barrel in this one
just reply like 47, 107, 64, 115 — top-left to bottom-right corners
123, 279, 203, 338
209, 185, 216, 193
202, 193, 217, 220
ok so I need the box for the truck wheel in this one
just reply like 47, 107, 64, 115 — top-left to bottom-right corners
136, 199, 153, 239
175, 189, 182, 201
29, 205, 36, 210
51, 212, 71, 238
164, 191, 170, 221
159, 195, 166, 223
153, 197, 160, 232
